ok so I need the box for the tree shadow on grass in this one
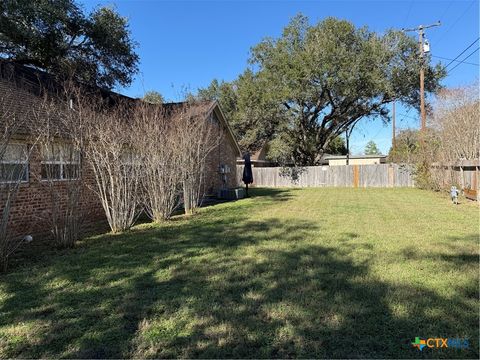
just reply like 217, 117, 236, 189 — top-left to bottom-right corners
6, 188, 293, 271
444, 233, 479, 245
0, 211, 478, 358
249, 187, 298, 202
402, 233, 479, 270
136, 243, 478, 359
0, 209, 316, 357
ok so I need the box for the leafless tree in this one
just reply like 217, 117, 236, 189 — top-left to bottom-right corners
429, 83, 480, 162
173, 102, 221, 215
426, 82, 480, 189
79, 96, 142, 233
133, 102, 181, 221
0, 78, 35, 272
30, 88, 85, 248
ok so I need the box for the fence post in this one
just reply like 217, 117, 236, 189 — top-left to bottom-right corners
460, 166, 465, 190
474, 166, 478, 200
388, 165, 395, 188
353, 165, 359, 188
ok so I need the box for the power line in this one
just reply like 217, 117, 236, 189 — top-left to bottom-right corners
444, 37, 480, 69
448, 47, 480, 72
399, 106, 415, 123
431, 55, 479, 66
433, 0, 476, 45
402, 1, 414, 28
437, 1, 454, 24
399, 112, 418, 121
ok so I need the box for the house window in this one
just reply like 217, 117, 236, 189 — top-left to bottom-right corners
41, 143, 80, 180
0, 143, 29, 183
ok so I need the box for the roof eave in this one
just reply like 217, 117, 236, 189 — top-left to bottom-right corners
210, 101, 242, 157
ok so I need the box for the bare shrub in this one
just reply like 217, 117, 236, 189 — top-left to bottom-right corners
173, 102, 221, 215
30, 90, 85, 248
391, 84, 479, 190
134, 100, 224, 219
80, 96, 142, 233
134, 102, 181, 221
40, 146, 82, 248
429, 83, 480, 162
0, 79, 34, 271
426, 83, 480, 189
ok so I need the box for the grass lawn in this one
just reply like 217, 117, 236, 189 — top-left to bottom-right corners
0, 188, 478, 358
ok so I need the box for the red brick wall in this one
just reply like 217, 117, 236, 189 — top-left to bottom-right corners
0, 75, 106, 241
5, 143, 106, 241
203, 109, 239, 194
2, 79, 240, 241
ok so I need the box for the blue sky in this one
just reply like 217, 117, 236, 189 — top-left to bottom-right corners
81, 0, 479, 154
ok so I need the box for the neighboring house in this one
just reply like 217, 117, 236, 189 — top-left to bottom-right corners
325, 154, 387, 166
235, 149, 386, 167
0, 61, 241, 239
235, 144, 347, 167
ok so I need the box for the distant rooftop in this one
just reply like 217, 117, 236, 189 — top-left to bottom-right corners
324, 154, 387, 160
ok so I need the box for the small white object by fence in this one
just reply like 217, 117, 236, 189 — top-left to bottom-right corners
236, 164, 415, 188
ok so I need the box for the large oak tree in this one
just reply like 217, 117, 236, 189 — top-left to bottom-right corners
0, 0, 138, 89
251, 15, 445, 165
200, 15, 445, 165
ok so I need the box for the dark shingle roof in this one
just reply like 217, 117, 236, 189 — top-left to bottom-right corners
0, 61, 241, 155
0, 60, 135, 103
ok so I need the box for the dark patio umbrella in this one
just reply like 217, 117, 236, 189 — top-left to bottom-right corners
242, 153, 253, 197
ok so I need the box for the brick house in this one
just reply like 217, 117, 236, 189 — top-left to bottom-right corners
0, 61, 242, 240
161, 101, 241, 193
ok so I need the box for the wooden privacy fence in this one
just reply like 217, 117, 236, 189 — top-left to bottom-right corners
431, 160, 479, 200
237, 164, 415, 188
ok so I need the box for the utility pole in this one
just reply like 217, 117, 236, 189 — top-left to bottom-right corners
392, 100, 396, 150
403, 21, 441, 132
419, 27, 427, 132
346, 127, 350, 165
345, 120, 359, 165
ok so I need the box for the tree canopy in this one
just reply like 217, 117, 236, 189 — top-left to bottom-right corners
388, 129, 420, 163
364, 141, 381, 155
199, 15, 445, 166
143, 91, 165, 104
197, 72, 284, 153
0, 0, 139, 89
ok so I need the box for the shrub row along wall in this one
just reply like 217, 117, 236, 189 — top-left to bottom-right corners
237, 164, 415, 188
6, 137, 238, 241
1, 72, 240, 241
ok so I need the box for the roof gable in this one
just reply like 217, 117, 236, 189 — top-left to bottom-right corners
160, 100, 242, 157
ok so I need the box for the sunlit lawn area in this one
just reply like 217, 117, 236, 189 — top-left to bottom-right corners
0, 188, 478, 358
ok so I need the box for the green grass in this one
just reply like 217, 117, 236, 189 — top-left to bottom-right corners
0, 188, 478, 358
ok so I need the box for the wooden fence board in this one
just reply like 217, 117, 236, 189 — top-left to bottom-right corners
236, 164, 415, 188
